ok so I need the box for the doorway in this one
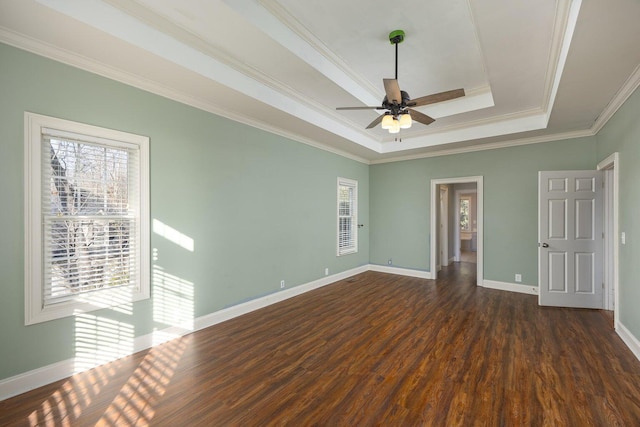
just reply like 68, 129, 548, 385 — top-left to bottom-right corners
431, 176, 483, 284
537, 153, 618, 320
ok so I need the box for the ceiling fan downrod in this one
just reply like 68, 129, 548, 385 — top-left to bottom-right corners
389, 30, 405, 81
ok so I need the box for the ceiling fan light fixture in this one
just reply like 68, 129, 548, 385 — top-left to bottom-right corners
388, 119, 401, 134
381, 114, 394, 129
399, 113, 412, 129
335, 30, 464, 132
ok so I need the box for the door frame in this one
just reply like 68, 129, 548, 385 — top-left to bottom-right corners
597, 152, 619, 325
431, 176, 483, 284
439, 186, 449, 270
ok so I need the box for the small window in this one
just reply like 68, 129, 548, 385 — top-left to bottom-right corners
24, 113, 150, 325
460, 198, 470, 231
337, 177, 358, 256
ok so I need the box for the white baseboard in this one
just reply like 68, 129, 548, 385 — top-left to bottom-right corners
193, 265, 369, 331
0, 359, 75, 402
0, 265, 368, 400
481, 280, 538, 295
368, 264, 434, 279
616, 321, 640, 362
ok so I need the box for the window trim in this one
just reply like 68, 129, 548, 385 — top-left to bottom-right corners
337, 177, 358, 256
24, 112, 150, 325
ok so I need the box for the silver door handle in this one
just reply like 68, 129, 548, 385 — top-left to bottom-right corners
541, 243, 549, 248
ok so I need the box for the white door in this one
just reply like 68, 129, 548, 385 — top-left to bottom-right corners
538, 171, 603, 308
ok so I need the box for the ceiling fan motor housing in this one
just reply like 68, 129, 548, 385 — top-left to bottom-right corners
382, 90, 411, 116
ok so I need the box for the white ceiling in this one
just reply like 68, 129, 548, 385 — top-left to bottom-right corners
1, 0, 639, 163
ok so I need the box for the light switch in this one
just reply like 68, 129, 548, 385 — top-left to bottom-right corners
621, 232, 626, 245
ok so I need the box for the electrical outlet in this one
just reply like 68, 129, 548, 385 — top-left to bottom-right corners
280, 280, 285, 289
324, 268, 329, 276
388, 259, 392, 265
515, 274, 522, 283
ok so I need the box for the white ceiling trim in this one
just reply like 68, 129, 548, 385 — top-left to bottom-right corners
381, 109, 547, 152
591, 62, 640, 134
370, 129, 595, 164
222, 0, 382, 107
541, 0, 582, 125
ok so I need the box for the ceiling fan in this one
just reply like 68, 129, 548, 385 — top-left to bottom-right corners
336, 30, 465, 134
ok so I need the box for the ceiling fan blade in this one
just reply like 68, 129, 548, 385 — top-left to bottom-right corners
383, 78, 402, 104
408, 108, 435, 126
336, 106, 384, 110
408, 88, 465, 107
365, 114, 385, 129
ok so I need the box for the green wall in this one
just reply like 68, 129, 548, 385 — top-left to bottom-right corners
2, 40, 639, 385
0, 43, 369, 380
596, 86, 640, 339
370, 138, 597, 284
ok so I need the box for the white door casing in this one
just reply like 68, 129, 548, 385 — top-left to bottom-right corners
440, 186, 449, 268
597, 152, 619, 323
538, 171, 603, 308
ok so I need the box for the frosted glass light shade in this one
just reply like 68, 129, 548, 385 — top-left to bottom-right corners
381, 114, 394, 129
389, 119, 400, 134
399, 113, 412, 129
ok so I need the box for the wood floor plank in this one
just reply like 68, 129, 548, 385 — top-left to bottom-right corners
2, 262, 640, 426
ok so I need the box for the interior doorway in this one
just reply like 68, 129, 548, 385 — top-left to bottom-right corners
431, 176, 483, 284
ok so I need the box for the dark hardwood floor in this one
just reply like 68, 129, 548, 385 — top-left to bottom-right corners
3, 262, 640, 426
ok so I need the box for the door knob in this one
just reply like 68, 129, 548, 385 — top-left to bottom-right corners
542, 243, 549, 248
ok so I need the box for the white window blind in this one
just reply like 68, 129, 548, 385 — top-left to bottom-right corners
25, 113, 150, 325
337, 177, 358, 256
42, 134, 139, 304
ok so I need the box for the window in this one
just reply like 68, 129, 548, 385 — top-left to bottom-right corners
460, 198, 470, 231
337, 177, 357, 256
25, 113, 149, 325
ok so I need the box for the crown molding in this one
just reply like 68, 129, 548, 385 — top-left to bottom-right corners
385, 106, 544, 143
591, 62, 640, 134
224, 0, 381, 107
541, 0, 580, 118
370, 128, 594, 164
256, 0, 382, 100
